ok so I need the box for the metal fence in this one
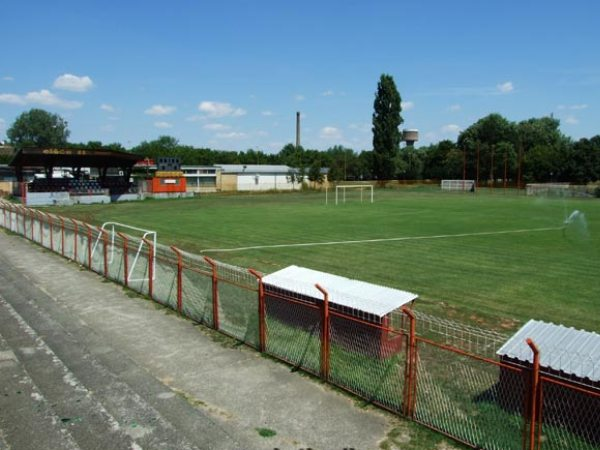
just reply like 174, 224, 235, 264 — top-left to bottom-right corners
1, 199, 599, 450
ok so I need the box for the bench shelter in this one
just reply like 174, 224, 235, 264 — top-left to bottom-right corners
262, 265, 418, 358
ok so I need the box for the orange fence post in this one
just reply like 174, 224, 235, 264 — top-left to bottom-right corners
47, 214, 54, 251
99, 227, 109, 278
402, 306, 418, 418
30, 209, 34, 240
38, 211, 44, 246
526, 338, 541, 450
117, 232, 129, 287
70, 219, 78, 262
203, 256, 219, 330
248, 269, 265, 352
60, 217, 65, 257
315, 283, 330, 382
84, 224, 93, 269
170, 246, 184, 313
143, 238, 154, 300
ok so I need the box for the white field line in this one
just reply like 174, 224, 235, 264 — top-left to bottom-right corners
201, 226, 564, 254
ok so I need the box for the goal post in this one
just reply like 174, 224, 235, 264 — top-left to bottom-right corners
335, 185, 374, 205
441, 180, 475, 192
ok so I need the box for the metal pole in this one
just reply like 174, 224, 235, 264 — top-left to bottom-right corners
204, 256, 220, 330
402, 306, 417, 418
143, 238, 154, 300
315, 283, 330, 382
171, 246, 184, 313
249, 269, 266, 352
117, 232, 129, 287
526, 338, 541, 450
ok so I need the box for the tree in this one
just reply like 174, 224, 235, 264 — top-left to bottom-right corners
7, 108, 70, 148
372, 74, 403, 180
308, 160, 324, 186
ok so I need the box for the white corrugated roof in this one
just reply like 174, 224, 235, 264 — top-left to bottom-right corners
262, 265, 417, 317
216, 164, 292, 174
497, 320, 600, 382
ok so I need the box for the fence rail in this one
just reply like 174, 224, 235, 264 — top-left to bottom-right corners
1, 199, 598, 450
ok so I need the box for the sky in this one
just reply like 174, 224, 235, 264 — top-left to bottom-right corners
0, 0, 598, 153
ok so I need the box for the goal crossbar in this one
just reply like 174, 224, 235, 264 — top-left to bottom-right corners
91, 221, 157, 282
335, 185, 374, 205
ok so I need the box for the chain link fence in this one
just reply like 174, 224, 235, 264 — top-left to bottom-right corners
1, 200, 599, 450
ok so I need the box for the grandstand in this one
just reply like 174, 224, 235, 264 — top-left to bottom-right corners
9, 147, 142, 206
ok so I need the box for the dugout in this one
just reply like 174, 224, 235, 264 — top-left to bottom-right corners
9, 147, 142, 205
496, 320, 600, 444
262, 265, 418, 358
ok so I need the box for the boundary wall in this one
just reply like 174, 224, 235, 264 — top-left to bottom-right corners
1, 200, 598, 450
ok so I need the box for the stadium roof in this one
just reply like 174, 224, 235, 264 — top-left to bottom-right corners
262, 265, 418, 317
9, 147, 142, 181
216, 164, 293, 174
497, 319, 600, 382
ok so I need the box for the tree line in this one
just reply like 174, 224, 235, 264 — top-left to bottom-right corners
4, 82, 600, 186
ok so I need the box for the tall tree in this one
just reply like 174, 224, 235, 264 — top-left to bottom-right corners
7, 108, 70, 149
372, 74, 403, 180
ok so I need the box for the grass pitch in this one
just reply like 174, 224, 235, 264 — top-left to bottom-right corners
49, 187, 600, 332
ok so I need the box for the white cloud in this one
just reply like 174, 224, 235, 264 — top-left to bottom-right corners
401, 101, 415, 111
145, 104, 176, 116
565, 116, 579, 125
2, 76, 14, 81
294, 94, 305, 101
203, 123, 230, 131
53, 73, 94, 92
496, 81, 514, 93
321, 90, 334, 97
216, 131, 246, 139
154, 121, 173, 129
261, 110, 274, 116
448, 104, 461, 112
441, 124, 461, 134
198, 101, 246, 118
558, 104, 588, 111
348, 123, 370, 133
0, 93, 26, 105
320, 126, 342, 140
25, 89, 82, 109
100, 103, 115, 112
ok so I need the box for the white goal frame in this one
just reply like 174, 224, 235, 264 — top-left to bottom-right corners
441, 180, 475, 191
334, 185, 374, 205
91, 222, 157, 283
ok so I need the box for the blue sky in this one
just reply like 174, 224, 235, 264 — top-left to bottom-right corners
1, 1, 598, 152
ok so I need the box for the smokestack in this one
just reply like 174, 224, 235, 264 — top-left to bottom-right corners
296, 111, 301, 148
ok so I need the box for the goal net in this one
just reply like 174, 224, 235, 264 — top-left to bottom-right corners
441, 180, 475, 191
333, 185, 374, 205
526, 183, 588, 198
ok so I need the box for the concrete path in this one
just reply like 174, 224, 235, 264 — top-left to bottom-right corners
0, 230, 404, 450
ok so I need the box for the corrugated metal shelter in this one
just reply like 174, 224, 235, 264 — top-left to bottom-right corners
216, 164, 300, 192
497, 319, 600, 384
496, 320, 600, 444
262, 265, 418, 358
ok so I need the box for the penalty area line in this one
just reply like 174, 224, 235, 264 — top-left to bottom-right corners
200, 226, 564, 254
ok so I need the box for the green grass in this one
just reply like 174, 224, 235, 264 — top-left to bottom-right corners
46, 187, 600, 332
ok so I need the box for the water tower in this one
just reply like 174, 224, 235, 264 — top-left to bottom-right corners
402, 129, 419, 147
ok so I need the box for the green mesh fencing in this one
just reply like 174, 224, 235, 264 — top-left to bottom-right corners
264, 294, 322, 376
152, 251, 179, 309
125, 238, 150, 296
181, 265, 213, 326
540, 378, 600, 450
414, 339, 526, 450
329, 313, 406, 413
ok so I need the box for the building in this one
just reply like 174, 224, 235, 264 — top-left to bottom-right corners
181, 166, 221, 193
215, 164, 301, 192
